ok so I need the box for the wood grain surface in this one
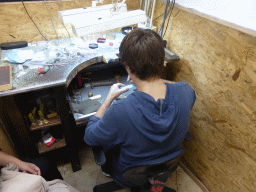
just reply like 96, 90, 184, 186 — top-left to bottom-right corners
153, 2, 256, 191
0, 0, 140, 43
0, 65, 12, 92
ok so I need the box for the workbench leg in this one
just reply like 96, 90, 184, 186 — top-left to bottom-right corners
54, 86, 81, 172
0, 96, 38, 158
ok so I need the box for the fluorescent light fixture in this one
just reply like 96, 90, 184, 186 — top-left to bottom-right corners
72, 10, 147, 37
58, 3, 127, 24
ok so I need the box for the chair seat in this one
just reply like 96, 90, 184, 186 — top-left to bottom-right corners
92, 146, 180, 192
122, 156, 181, 187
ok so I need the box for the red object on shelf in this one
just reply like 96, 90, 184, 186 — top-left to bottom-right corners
42, 133, 56, 147
45, 137, 56, 147
109, 42, 113, 46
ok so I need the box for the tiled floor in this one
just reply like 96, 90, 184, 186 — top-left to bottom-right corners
57, 146, 204, 192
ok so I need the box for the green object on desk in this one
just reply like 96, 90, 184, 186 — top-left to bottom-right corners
72, 99, 101, 114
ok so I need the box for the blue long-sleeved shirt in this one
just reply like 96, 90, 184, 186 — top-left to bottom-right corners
84, 81, 196, 173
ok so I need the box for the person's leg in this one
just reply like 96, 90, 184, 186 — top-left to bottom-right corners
101, 146, 120, 176
26, 157, 63, 181
101, 147, 131, 187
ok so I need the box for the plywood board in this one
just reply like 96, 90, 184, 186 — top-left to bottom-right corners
0, 0, 140, 44
174, 3, 256, 37
0, 121, 17, 157
0, 65, 12, 92
153, 2, 256, 191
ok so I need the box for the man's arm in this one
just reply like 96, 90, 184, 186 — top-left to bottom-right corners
84, 83, 128, 146
95, 83, 128, 118
0, 151, 20, 167
0, 151, 41, 175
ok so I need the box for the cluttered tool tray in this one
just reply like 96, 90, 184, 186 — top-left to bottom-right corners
67, 64, 136, 125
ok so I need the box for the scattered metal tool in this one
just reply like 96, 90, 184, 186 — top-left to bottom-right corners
71, 95, 81, 104
85, 81, 113, 89
38, 66, 50, 74
115, 75, 120, 83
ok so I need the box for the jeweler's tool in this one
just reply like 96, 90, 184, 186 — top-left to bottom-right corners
115, 75, 120, 83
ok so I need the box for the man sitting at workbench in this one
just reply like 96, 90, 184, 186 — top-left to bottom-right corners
84, 28, 196, 185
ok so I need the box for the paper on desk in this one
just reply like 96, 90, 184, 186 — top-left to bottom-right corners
3, 50, 34, 64
103, 32, 125, 41
31, 52, 46, 61
71, 37, 87, 48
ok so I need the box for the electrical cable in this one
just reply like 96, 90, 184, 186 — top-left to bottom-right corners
158, 0, 170, 36
163, 1, 173, 27
57, 0, 71, 39
158, 0, 175, 37
153, 13, 164, 22
163, 0, 175, 38
44, 0, 59, 39
161, 0, 172, 35
118, 0, 126, 12
140, 0, 143, 10
149, 0, 156, 27
21, 0, 48, 41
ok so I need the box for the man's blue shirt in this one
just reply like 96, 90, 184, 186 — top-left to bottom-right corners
84, 81, 196, 173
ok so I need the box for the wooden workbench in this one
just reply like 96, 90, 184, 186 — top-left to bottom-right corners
0, 36, 179, 172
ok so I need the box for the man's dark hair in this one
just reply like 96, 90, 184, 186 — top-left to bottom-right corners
119, 28, 165, 80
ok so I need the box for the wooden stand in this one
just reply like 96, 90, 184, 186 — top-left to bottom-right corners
0, 65, 12, 92
30, 117, 61, 131
37, 138, 66, 154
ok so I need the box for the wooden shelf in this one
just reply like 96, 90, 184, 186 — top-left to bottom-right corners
37, 138, 66, 154
30, 117, 61, 131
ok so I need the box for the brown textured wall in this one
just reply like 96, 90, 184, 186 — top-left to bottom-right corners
154, 2, 256, 192
0, 0, 140, 43
0, 122, 17, 157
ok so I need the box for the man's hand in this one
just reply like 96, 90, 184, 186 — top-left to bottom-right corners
17, 161, 41, 176
95, 83, 128, 118
0, 151, 40, 175
106, 83, 129, 100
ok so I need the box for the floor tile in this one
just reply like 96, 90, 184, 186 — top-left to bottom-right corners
177, 167, 204, 192
96, 170, 113, 185
58, 149, 205, 192
79, 146, 94, 159
165, 169, 178, 191
58, 157, 100, 192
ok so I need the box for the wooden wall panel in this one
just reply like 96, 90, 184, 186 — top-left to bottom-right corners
0, 122, 17, 157
0, 0, 140, 43
154, 2, 256, 192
